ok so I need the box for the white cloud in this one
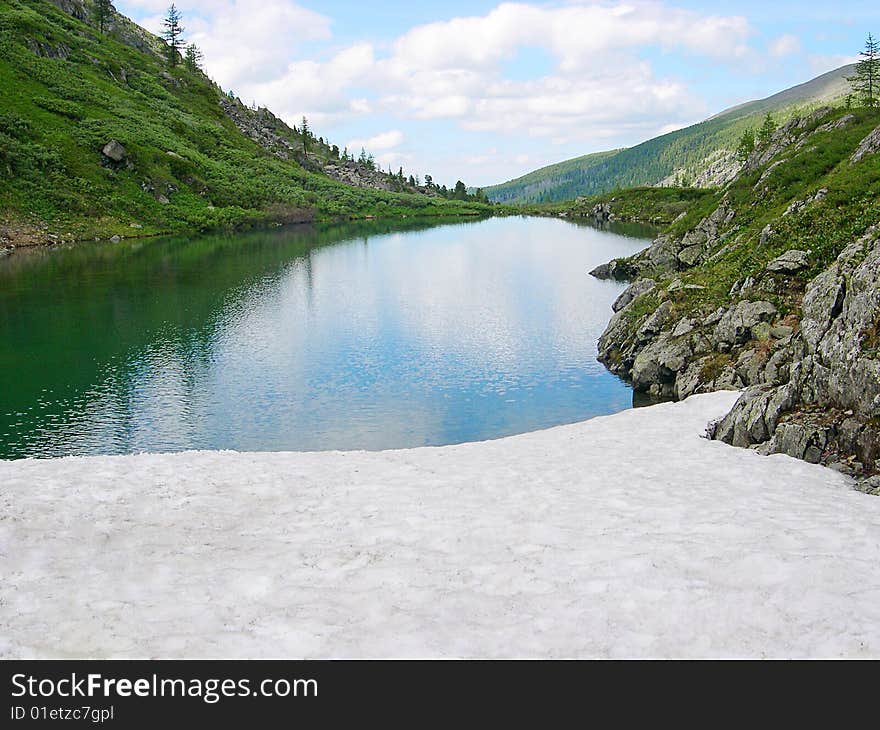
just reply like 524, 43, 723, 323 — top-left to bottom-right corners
769, 34, 802, 58
128, 1, 332, 89
347, 130, 405, 152
162, 1, 754, 135
390, 2, 751, 73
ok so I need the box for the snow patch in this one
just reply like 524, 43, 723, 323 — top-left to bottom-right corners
2, 391, 879, 658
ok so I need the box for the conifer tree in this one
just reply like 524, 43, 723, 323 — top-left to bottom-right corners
162, 4, 185, 67
301, 117, 311, 154
848, 33, 880, 107
735, 128, 755, 162
93, 0, 113, 34
184, 43, 203, 72
757, 112, 777, 146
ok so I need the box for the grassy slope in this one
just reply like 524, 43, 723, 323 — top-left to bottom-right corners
485, 65, 855, 204
612, 106, 880, 324
0, 1, 488, 244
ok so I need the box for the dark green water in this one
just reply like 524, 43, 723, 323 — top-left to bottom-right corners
0, 216, 652, 459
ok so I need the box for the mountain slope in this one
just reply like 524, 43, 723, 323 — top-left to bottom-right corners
476, 149, 621, 204
486, 65, 855, 204
0, 0, 487, 247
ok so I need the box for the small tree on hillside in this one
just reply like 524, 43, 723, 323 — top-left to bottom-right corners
735, 128, 755, 162
162, 4, 185, 67
93, 0, 113, 34
757, 112, 777, 145
301, 117, 311, 154
184, 43, 203, 72
848, 33, 880, 107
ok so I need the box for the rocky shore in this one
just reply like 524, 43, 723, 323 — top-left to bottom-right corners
590, 108, 880, 490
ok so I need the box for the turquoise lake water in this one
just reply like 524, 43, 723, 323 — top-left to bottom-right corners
0, 216, 652, 458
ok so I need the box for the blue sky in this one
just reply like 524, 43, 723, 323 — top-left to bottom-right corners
116, 1, 879, 187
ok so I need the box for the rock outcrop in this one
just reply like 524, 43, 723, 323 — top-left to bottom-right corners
591, 109, 880, 485
851, 124, 880, 164
711, 230, 880, 477
218, 98, 419, 195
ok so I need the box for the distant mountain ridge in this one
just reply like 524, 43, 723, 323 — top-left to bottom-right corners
485, 64, 855, 204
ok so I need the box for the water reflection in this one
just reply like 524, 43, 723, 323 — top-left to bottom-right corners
0, 216, 651, 458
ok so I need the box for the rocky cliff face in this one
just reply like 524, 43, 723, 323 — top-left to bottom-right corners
591, 108, 880, 489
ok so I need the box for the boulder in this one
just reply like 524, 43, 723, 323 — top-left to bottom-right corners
766, 249, 810, 274
589, 259, 634, 281
101, 140, 127, 163
612, 279, 656, 313
770, 324, 794, 339
713, 300, 777, 345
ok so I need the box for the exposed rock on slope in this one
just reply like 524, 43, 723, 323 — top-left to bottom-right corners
712, 229, 880, 479
218, 97, 420, 194
591, 108, 880, 484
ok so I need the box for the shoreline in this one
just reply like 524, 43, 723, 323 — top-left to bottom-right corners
0, 209, 494, 254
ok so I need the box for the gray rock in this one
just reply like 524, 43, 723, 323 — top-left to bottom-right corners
857, 476, 880, 496
589, 259, 632, 281
102, 140, 127, 163
671, 318, 695, 338
713, 300, 777, 345
770, 325, 794, 339
612, 279, 655, 313
705, 307, 726, 326
752, 321, 772, 342
851, 124, 880, 164
677, 244, 704, 267
637, 301, 672, 340
766, 249, 810, 274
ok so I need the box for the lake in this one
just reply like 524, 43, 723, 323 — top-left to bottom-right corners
0, 216, 652, 459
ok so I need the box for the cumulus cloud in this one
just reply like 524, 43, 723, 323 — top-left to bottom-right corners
768, 34, 802, 58
127, 0, 332, 89
347, 130, 405, 152
235, 1, 748, 139
119, 1, 765, 177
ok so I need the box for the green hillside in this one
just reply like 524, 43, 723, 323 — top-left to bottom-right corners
0, 0, 488, 246
485, 65, 855, 204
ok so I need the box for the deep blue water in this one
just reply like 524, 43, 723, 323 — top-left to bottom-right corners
0, 216, 651, 457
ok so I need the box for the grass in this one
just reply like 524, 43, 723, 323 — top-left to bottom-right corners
699, 353, 731, 381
